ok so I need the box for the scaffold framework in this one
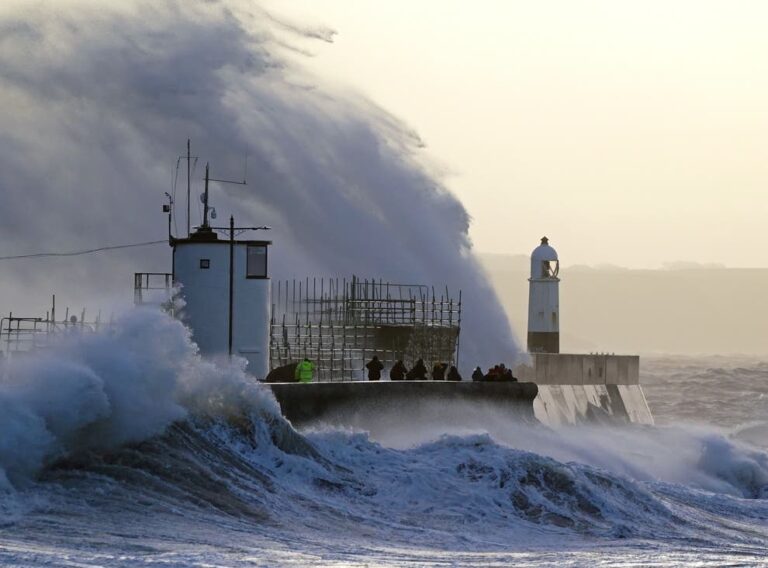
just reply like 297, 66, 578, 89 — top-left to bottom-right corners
270, 276, 462, 382
1, 295, 111, 358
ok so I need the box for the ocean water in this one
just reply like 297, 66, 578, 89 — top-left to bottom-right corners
0, 312, 766, 567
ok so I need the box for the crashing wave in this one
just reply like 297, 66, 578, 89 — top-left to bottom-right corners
0, 310, 766, 556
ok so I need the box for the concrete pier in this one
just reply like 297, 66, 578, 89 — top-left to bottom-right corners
266, 352, 653, 429
268, 381, 539, 426
516, 353, 654, 426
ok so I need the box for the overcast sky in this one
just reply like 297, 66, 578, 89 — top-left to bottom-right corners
266, 0, 768, 268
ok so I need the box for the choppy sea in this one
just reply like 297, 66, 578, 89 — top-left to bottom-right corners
0, 311, 766, 567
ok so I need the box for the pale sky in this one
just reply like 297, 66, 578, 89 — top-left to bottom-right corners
264, 0, 768, 268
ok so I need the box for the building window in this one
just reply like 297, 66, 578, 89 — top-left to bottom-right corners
246, 245, 267, 278
199, 259, 210, 269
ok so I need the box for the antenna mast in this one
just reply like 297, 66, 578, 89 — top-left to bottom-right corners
178, 140, 198, 237
203, 163, 210, 228
186, 139, 191, 237
195, 153, 247, 232
202, 161, 247, 229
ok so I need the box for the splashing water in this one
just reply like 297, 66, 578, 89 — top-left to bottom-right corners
0, 308, 282, 488
0, 0, 518, 368
0, 311, 766, 567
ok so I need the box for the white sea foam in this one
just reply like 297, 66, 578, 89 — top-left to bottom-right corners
0, 308, 279, 487
305, 399, 768, 500
0, 313, 766, 566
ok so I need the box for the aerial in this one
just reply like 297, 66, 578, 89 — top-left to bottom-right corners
0, 1, 766, 566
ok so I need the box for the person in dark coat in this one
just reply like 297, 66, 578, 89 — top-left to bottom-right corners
485, 365, 501, 381
432, 362, 447, 381
494, 363, 515, 382
471, 366, 484, 382
390, 359, 407, 381
447, 366, 462, 382
365, 355, 384, 381
407, 358, 428, 380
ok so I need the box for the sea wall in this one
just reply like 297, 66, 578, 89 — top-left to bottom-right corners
533, 384, 654, 427
268, 381, 539, 426
516, 354, 654, 427
521, 353, 639, 385
267, 353, 653, 429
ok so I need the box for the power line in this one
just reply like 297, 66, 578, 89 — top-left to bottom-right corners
0, 240, 167, 261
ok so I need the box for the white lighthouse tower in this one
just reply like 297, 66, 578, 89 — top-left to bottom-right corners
527, 236, 560, 353
171, 165, 272, 378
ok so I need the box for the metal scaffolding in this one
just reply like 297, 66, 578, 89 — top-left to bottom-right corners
269, 276, 462, 382
0, 296, 111, 359
2, 276, 462, 384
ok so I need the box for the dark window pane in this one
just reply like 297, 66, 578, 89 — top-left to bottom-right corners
246, 245, 267, 278
200, 259, 210, 269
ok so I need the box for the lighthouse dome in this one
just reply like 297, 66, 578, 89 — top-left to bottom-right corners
532, 237, 558, 262
530, 236, 559, 278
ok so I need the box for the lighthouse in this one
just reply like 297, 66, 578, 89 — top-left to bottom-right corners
527, 236, 559, 353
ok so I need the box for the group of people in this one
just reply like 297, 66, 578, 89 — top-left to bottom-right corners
471, 363, 517, 382
365, 356, 462, 382
293, 356, 515, 383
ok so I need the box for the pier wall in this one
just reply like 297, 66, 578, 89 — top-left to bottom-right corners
268, 381, 539, 426
516, 354, 654, 427
267, 353, 653, 429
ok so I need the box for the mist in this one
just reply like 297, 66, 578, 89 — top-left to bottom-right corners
481, 253, 768, 356
0, 1, 519, 368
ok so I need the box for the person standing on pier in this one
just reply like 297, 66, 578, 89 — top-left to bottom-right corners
407, 358, 428, 380
365, 355, 384, 381
432, 362, 447, 380
390, 360, 407, 381
295, 358, 315, 383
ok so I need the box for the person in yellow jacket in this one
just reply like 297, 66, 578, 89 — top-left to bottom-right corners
295, 358, 315, 383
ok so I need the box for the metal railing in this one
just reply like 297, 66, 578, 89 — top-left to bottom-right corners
1, 309, 111, 358
134, 272, 173, 306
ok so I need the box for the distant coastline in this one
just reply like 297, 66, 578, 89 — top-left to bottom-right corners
479, 253, 768, 356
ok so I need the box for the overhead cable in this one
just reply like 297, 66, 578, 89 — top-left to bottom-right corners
0, 240, 167, 261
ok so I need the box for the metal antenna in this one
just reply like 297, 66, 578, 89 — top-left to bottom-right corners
202, 161, 247, 229
164, 192, 174, 240
175, 140, 198, 237
203, 163, 210, 228
186, 139, 191, 237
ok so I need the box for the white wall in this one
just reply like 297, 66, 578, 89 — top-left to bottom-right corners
174, 241, 270, 378
175, 242, 230, 357
527, 279, 559, 333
